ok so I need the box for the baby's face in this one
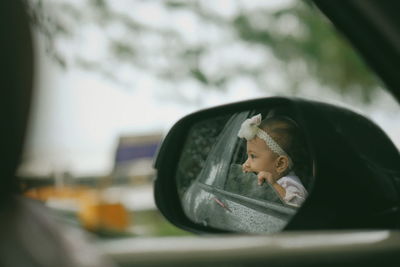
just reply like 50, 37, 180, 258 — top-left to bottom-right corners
242, 137, 279, 177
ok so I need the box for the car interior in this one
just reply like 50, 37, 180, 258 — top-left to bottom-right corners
1, 0, 400, 266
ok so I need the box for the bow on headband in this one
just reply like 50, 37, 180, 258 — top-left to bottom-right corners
238, 114, 293, 169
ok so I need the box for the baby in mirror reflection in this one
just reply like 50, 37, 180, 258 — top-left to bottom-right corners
238, 114, 308, 207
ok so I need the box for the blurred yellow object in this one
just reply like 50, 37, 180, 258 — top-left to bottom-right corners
79, 202, 129, 232
24, 186, 130, 232
24, 186, 91, 201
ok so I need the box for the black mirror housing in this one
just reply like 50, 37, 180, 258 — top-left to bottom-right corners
154, 97, 400, 234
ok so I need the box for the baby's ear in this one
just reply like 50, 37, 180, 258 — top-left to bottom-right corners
275, 156, 290, 174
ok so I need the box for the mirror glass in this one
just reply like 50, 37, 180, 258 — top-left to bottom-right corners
176, 107, 312, 233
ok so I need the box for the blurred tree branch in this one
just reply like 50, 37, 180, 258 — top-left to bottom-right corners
25, 0, 380, 103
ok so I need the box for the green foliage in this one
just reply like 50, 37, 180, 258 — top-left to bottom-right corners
233, 1, 379, 102
190, 68, 208, 85
165, 0, 187, 9
110, 41, 136, 59
26, 0, 380, 102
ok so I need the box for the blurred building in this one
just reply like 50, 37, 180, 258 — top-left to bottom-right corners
112, 134, 163, 185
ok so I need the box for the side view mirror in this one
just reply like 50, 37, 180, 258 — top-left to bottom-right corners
154, 97, 400, 234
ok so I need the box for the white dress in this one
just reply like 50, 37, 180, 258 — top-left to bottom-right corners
276, 172, 308, 207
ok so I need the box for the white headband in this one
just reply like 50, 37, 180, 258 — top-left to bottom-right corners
238, 114, 293, 169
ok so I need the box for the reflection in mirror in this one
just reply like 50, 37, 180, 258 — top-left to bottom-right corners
176, 108, 313, 233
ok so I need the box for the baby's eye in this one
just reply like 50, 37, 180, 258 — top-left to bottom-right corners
250, 154, 256, 159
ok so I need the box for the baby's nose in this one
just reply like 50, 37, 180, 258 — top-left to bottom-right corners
242, 160, 250, 169
242, 163, 251, 173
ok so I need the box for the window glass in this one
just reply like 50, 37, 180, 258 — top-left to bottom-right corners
20, 0, 399, 237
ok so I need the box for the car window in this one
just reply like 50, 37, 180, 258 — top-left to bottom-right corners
20, 0, 399, 238
177, 104, 315, 233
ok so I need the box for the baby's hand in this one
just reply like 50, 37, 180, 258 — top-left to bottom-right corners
257, 171, 274, 186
